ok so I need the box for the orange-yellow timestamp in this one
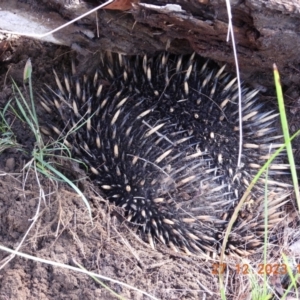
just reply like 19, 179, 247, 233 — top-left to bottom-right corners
212, 263, 300, 275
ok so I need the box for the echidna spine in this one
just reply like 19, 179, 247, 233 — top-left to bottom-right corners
39, 52, 291, 256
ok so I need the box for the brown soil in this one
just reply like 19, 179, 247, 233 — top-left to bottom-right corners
0, 35, 299, 300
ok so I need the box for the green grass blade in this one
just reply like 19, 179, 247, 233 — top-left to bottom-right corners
273, 64, 300, 211
263, 164, 269, 297
24, 59, 37, 128
281, 253, 299, 299
38, 159, 92, 222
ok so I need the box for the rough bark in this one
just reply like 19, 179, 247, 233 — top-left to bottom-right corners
1, 0, 300, 93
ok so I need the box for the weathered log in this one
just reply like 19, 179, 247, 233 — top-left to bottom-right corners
1, 0, 300, 90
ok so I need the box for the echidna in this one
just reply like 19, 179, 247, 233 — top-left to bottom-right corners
39, 52, 291, 256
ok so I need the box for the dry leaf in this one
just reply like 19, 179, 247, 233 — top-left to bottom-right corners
104, 0, 138, 11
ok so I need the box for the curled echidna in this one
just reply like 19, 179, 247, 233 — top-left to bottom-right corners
39, 52, 291, 256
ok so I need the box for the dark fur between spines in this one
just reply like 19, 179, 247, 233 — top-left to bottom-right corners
39, 52, 291, 256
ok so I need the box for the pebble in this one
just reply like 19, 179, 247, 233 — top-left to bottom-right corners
5, 157, 15, 171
